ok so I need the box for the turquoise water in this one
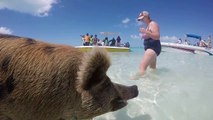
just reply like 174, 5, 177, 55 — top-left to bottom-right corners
94, 47, 213, 120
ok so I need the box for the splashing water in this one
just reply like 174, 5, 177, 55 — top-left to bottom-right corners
94, 47, 213, 120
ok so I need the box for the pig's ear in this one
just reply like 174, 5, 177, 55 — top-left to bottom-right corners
76, 47, 111, 91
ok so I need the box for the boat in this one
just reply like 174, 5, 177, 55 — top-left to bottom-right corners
75, 46, 131, 52
161, 34, 213, 55
77, 32, 131, 52
161, 42, 213, 55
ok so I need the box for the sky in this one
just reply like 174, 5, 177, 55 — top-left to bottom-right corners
0, 0, 213, 47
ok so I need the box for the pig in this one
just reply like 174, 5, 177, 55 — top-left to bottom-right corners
0, 34, 138, 120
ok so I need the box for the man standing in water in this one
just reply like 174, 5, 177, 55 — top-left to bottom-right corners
135, 11, 161, 77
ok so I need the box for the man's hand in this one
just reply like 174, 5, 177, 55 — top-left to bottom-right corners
140, 28, 147, 33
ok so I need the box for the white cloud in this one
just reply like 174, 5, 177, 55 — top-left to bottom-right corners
160, 36, 178, 42
122, 18, 130, 24
130, 34, 142, 40
0, 0, 59, 17
0, 27, 13, 34
131, 35, 179, 42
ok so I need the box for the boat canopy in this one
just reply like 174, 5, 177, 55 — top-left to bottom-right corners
100, 32, 120, 37
186, 34, 201, 40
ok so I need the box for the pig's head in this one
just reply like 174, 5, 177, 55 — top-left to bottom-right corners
75, 48, 138, 119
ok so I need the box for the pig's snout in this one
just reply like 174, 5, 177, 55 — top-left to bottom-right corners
131, 85, 139, 98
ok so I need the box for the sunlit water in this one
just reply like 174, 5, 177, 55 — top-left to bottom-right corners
94, 47, 213, 120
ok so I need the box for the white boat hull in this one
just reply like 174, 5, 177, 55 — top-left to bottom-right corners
75, 46, 130, 52
161, 42, 213, 55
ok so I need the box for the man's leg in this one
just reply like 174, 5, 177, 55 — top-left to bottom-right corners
140, 49, 156, 75
149, 54, 157, 69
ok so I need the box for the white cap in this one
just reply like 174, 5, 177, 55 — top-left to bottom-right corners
137, 11, 150, 21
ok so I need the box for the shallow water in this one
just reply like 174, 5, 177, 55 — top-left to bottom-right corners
94, 47, 213, 120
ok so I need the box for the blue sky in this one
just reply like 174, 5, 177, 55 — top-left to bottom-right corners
0, 0, 213, 47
